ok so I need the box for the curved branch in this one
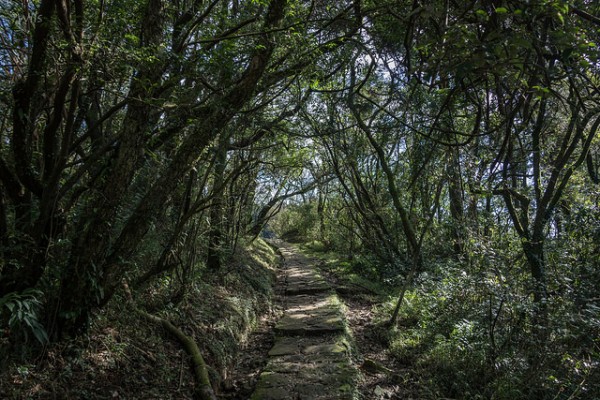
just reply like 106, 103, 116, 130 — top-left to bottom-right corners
122, 281, 216, 400
572, 7, 600, 26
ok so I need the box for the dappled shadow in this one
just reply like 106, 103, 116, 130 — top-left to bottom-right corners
251, 243, 358, 399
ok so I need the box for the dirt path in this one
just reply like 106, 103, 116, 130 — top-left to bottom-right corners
250, 243, 359, 400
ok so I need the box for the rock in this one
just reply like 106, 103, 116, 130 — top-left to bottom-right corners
374, 385, 386, 397
360, 358, 394, 375
251, 243, 358, 399
268, 338, 298, 356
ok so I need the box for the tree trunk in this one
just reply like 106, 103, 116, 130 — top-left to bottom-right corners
56, 0, 170, 336
206, 142, 228, 271
387, 259, 421, 327
55, 0, 289, 337
448, 148, 464, 256
522, 238, 548, 307
317, 186, 327, 244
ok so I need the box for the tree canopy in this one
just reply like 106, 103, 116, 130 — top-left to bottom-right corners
1, 0, 599, 398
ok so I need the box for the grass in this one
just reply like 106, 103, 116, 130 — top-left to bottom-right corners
297, 240, 392, 298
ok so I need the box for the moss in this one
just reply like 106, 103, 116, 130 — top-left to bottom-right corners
183, 239, 279, 381
339, 383, 354, 392
0, 235, 279, 400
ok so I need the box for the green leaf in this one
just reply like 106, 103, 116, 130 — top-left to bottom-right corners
579, 59, 591, 68
495, 7, 508, 14
124, 33, 139, 45
30, 320, 49, 345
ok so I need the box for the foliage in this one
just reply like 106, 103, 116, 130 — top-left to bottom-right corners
0, 239, 278, 398
373, 225, 600, 399
1, 0, 599, 398
270, 202, 319, 242
0, 289, 48, 346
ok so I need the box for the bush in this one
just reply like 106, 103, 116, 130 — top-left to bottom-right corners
0, 289, 48, 347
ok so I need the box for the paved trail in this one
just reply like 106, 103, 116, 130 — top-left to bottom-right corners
251, 244, 358, 400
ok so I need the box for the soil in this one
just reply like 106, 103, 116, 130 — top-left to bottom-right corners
219, 313, 278, 399
339, 293, 406, 399
219, 250, 287, 399
0, 240, 279, 400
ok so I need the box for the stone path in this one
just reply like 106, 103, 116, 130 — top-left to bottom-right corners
251, 244, 358, 400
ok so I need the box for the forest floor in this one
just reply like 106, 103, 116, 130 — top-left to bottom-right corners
1, 241, 411, 399
1, 239, 280, 400
317, 264, 411, 400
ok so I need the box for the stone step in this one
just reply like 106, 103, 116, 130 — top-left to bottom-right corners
268, 335, 350, 357
273, 314, 345, 336
286, 283, 331, 295
275, 293, 346, 335
285, 267, 330, 294
251, 243, 358, 400
251, 355, 356, 400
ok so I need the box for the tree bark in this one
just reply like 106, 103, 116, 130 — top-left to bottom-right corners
56, 0, 171, 336
55, 0, 289, 337
447, 147, 464, 256
206, 140, 228, 271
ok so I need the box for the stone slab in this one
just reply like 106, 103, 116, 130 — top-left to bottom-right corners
268, 335, 350, 357
251, 243, 358, 400
274, 314, 345, 335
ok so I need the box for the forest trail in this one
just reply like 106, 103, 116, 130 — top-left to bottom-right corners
250, 243, 358, 400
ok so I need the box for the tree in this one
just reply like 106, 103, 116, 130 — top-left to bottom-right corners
0, 0, 362, 339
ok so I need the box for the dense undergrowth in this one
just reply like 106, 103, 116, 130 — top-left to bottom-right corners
0, 239, 278, 399
299, 239, 599, 400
